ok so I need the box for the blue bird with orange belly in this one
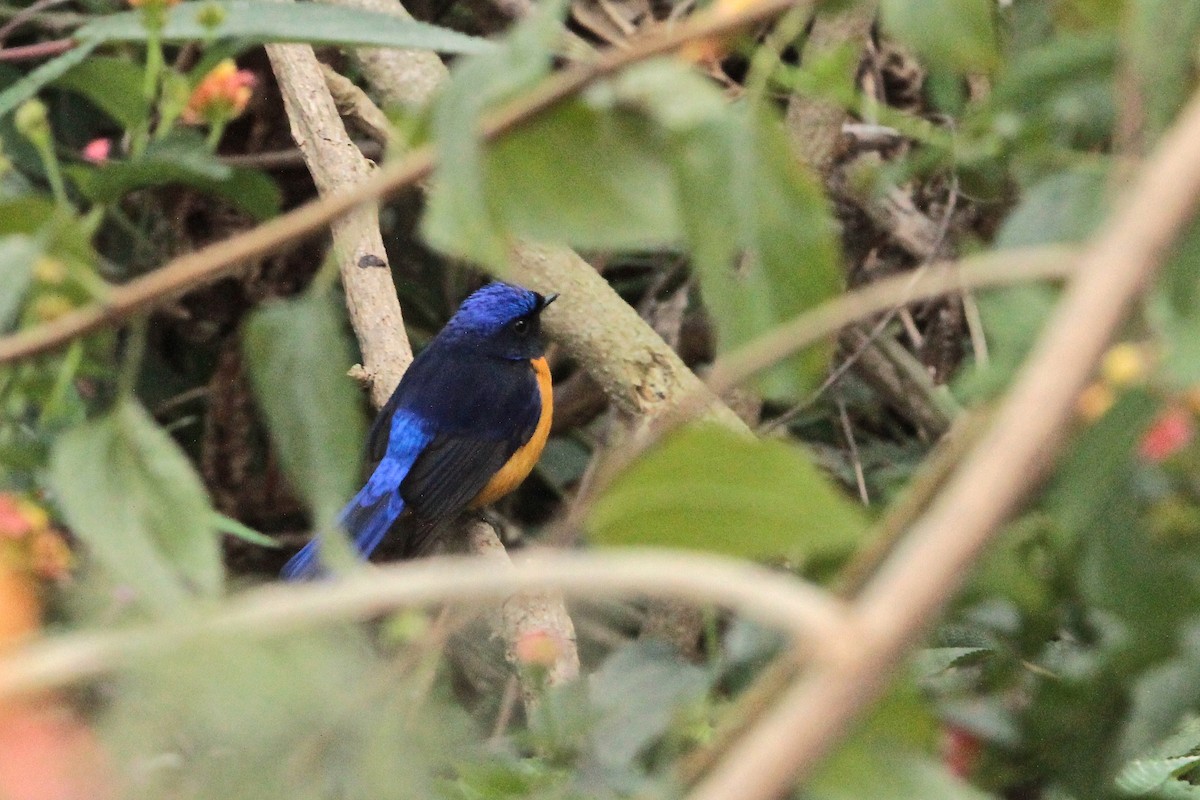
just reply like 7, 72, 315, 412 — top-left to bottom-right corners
282, 282, 556, 580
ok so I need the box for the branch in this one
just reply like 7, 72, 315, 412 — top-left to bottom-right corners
705, 244, 1076, 394
0, 0, 814, 366
267, 32, 581, 692
265, 37, 412, 407
688, 86, 1200, 800
0, 549, 849, 700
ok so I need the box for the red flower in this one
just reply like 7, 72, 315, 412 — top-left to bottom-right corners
1139, 406, 1195, 463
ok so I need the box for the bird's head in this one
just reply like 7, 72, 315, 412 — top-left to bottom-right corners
441, 282, 557, 360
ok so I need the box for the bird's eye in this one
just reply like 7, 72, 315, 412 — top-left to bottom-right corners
512, 318, 530, 335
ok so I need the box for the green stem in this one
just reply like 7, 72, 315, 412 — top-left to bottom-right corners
132, 4, 166, 157
205, 119, 227, 150
38, 338, 83, 424
116, 316, 148, 399
37, 142, 67, 206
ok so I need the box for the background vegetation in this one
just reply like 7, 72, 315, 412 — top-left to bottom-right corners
1, 0, 1200, 798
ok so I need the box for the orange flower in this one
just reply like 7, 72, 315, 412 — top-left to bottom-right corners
182, 59, 255, 126
1076, 382, 1114, 421
0, 494, 72, 582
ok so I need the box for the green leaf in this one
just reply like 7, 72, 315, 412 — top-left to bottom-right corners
0, 235, 40, 331
589, 640, 714, 770
880, 0, 999, 74
588, 425, 866, 559
49, 399, 223, 610
1047, 390, 1160, 539
809, 680, 992, 800
66, 134, 280, 219
242, 291, 365, 529
1116, 756, 1200, 796
211, 511, 280, 549
422, 0, 569, 269
718, 103, 842, 397
51, 56, 147, 129
1119, 638, 1200, 766
78, 1, 493, 54
0, 40, 98, 121
958, 166, 1111, 400
485, 101, 681, 248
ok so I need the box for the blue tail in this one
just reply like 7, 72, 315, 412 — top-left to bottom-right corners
281, 460, 409, 581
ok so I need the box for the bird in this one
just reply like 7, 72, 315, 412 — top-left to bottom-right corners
281, 282, 557, 580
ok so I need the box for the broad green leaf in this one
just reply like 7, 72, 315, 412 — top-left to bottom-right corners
50, 398, 222, 609
242, 291, 365, 529
101, 630, 476, 799
0, 235, 40, 331
66, 134, 280, 219
719, 103, 841, 397
958, 166, 1110, 400
1047, 390, 1160, 538
52, 56, 147, 129
422, 0, 569, 269
589, 640, 713, 770
78, 1, 493, 54
588, 425, 866, 559
486, 101, 680, 248
880, 0, 999, 74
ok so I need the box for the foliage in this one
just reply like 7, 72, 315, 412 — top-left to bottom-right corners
0, 0, 1198, 799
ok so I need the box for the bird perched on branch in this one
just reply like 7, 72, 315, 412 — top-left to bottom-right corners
282, 282, 557, 580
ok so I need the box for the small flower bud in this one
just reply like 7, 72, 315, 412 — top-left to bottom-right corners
514, 629, 562, 668
182, 59, 255, 127
13, 100, 50, 145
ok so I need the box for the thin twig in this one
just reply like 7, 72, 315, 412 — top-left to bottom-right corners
0, 36, 72, 61
688, 86, 1200, 800
0, 0, 72, 42
0, 0, 816, 365
707, 245, 1076, 394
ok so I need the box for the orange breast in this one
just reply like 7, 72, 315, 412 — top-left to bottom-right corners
470, 356, 553, 509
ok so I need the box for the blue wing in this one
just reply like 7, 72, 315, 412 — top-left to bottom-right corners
281, 410, 433, 580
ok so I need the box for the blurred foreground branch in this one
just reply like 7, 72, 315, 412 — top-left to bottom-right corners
689, 83, 1200, 800
0, 550, 848, 700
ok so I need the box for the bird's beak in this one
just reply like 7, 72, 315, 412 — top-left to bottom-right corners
539, 293, 560, 311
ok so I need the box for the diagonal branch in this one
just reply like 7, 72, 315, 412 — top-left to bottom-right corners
688, 86, 1200, 800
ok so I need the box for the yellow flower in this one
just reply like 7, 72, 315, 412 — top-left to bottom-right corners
182, 59, 255, 126
1101, 342, 1149, 388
